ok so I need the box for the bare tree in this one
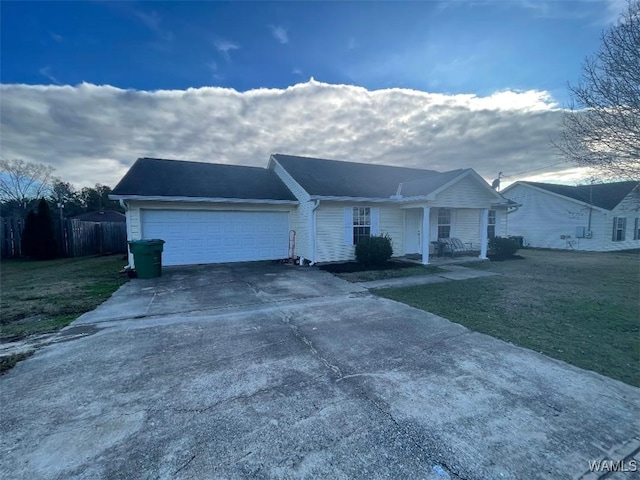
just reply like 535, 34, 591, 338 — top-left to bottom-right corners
0, 159, 56, 214
555, 1, 640, 180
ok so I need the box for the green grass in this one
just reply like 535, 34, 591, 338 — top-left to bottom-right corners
335, 265, 445, 283
0, 255, 128, 341
377, 249, 640, 387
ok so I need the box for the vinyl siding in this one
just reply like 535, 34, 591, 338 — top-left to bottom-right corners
502, 183, 637, 251
432, 175, 498, 208
271, 160, 312, 260
315, 203, 405, 263
602, 188, 640, 251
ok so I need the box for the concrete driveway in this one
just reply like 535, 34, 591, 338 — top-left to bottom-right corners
1, 263, 638, 480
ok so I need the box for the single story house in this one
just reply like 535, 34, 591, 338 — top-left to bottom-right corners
110, 155, 513, 267
501, 180, 640, 251
71, 210, 126, 223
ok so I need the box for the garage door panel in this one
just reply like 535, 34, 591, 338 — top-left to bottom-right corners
140, 210, 289, 266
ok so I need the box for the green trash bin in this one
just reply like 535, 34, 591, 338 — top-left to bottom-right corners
128, 239, 165, 279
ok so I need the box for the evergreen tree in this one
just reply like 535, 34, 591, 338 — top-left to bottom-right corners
35, 198, 58, 259
21, 210, 38, 257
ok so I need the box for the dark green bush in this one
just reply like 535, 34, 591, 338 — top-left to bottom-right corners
488, 236, 519, 258
355, 233, 393, 266
21, 199, 58, 260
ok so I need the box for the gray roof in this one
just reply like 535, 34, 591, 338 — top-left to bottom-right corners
399, 169, 468, 197
111, 158, 297, 201
523, 181, 639, 210
272, 154, 442, 198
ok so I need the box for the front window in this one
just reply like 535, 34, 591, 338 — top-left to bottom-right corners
437, 208, 451, 239
634, 218, 640, 240
353, 207, 371, 245
612, 217, 626, 242
487, 210, 496, 239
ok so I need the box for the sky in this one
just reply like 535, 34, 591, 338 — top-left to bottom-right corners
0, 0, 627, 190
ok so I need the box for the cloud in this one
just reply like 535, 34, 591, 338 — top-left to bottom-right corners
215, 40, 240, 60
292, 67, 303, 76
50, 32, 63, 43
0, 80, 580, 189
38, 67, 59, 84
269, 25, 289, 44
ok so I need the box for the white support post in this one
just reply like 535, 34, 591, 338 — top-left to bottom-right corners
421, 207, 431, 265
480, 208, 489, 259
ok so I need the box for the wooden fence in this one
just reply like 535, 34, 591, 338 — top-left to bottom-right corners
1, 217, 127, 259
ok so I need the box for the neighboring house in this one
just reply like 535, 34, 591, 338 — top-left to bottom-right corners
110, 155, 512, 267
502, 180, 640, 251
71, 210, 126, 223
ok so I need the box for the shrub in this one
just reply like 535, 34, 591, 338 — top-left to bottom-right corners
355, 233, 393, 266
21, 199, 58, 260
21, 210, 38, 257
488, 236, 519, 258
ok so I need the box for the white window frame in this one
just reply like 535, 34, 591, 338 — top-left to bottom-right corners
487, 210, 496, 239
437, 208, 451, 239
352, 206, 371, 245
344, 207, 380, 246
612, 217, 626, 242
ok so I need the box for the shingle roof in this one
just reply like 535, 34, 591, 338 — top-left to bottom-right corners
399, 169, 468, 197
272, 154, 441, 198
71, 210, 126, 222
111, 158, 297, 201
523, 181, 639, 210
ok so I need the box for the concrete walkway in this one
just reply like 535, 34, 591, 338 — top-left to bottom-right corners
359, 264, 499, 289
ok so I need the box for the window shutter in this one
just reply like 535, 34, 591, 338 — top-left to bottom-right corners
635, 218, 639, 240
371, 207, 380, 235
621, 217, 626, 241
612, 217, 618, 241
344, 207, 353, 246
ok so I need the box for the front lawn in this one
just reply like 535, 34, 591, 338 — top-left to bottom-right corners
319, 261, 444, 282
377, 249, 640, 387
0, 255, 128, 342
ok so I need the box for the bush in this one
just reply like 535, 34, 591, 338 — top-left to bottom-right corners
488, 236, 519, 258
20, 199, 58, 260
355, 233, 393, 266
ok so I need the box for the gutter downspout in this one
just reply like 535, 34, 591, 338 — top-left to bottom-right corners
310, 200, 320, 265
119, 200, 133, 269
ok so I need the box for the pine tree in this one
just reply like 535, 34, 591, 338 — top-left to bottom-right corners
35, 198, 58, 259
21, 210, 38, 257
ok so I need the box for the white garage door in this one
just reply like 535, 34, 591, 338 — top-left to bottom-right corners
141, 210, 290, 266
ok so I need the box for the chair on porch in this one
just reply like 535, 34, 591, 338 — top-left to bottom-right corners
439, 238, 474, 257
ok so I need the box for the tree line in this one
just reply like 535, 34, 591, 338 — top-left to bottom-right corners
0, 158, 123, 219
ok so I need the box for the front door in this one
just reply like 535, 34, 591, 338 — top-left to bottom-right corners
405, 209, 422, 254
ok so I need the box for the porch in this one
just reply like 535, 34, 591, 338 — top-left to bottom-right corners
397, 252, 488, 266
403, 206, 498, 265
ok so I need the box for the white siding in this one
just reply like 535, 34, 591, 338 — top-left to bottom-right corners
271, 160, 312, 260
432, 175, 498, 208
503, 183, 627, 251
602, 188, 640, 251
315, 203, 406, 263
454, 209, 482, 248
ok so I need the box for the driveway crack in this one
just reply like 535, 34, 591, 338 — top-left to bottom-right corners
278, 312, 343, 378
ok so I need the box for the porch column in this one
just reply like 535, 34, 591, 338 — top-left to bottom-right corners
479, 208, 489, 259
421, 207, 431, 265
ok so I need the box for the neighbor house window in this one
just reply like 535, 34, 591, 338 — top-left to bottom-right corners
634, 218, 640, 240
437, 208, 451, 239
353, 207, 371, 245
612, 217, 626, 241
487, 210, 496, 239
